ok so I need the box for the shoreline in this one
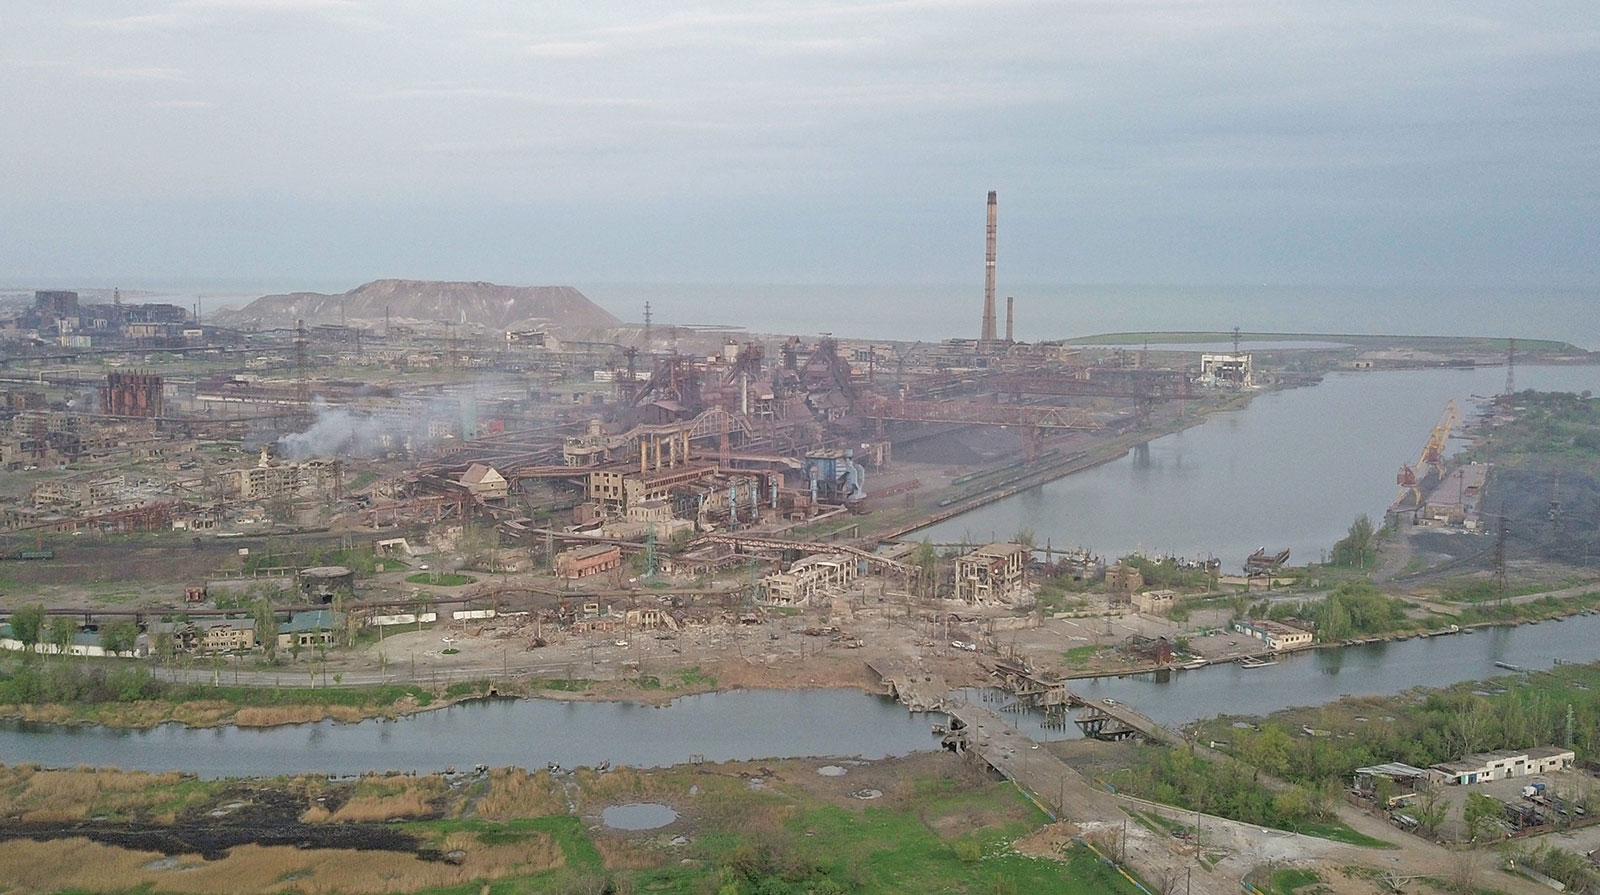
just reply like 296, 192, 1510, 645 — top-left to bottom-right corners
2, 600, 1594, 734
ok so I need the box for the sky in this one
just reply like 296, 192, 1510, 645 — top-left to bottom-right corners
2, 1, 1597, 290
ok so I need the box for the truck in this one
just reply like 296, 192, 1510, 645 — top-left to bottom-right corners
1522, 782, 1548, 799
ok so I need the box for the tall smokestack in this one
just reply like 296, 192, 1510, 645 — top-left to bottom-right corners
981, 191, 997, 344
1005, 296, 1013, 343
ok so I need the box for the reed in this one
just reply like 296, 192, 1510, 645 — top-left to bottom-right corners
327, 774, 448, 822
0, 764, 197, 823
475, 767, 566, 820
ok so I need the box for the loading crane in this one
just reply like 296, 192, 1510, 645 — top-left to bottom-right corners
1395, 400, 1458, 509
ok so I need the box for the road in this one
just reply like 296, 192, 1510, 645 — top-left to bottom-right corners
947, 697, 1553, 895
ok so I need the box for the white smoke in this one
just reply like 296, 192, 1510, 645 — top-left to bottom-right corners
275, 395, 480, 460
277, 400, 388, 460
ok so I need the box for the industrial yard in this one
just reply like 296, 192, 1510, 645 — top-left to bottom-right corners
0, 226, 1597, 894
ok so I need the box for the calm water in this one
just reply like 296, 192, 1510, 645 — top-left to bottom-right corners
921, 365, 1600, 569
1082, 615, 1600, 728
959, 614, 1600, 742
581, 283, 1600, 350
52, 282, 1598, 350
0, 689, 938, 779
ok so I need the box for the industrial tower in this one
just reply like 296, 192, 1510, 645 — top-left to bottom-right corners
980, 191, 998, 344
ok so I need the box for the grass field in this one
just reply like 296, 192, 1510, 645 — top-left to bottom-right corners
406, 571, 475, 586
0, 754, 1155, 895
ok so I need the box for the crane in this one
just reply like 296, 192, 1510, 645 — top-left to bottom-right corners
1395, 400, 1459, 509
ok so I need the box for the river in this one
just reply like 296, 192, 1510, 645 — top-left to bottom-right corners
8, 614, 1600, 774
0, 689, 939, 779
919, 364, 1600, 567
976, 612, 1600, 744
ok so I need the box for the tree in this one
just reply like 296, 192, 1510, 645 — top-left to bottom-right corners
153, 631, 176, 665
46, 616, 77, 659
915, 539, 938, 599
1463, 791, 1503, 842
1414, 788, 1448, 838
1330, 514, 1376, 567
253, 600, 279, 662
1012, 528, 1036, 551
99, 621, 140, 656
1445, 698, 1495, 759
10, 604, 45, 657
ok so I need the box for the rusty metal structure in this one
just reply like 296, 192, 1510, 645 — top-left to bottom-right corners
99, 371, 164, 417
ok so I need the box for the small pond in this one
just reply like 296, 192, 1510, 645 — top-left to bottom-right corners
602, 803, 678, 830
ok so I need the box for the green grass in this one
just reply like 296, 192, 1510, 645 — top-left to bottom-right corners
530, 677, 592, 692
1291, 820, 1395, 848
413, 773, 1147, 895
200, 682, 435, 709
1271, 867, 1321, 894
1063, 645, 1100, 665
677, 666, 717, 688
405, 571, 474, 586
8, 751, 1160, 895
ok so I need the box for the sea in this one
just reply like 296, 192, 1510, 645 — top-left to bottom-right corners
5, 280, 1595, 350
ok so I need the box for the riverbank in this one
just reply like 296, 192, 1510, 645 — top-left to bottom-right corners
0, 650, 892, 731
1054, 587, 1600, 683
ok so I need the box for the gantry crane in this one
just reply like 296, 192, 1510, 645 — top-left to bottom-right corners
1395, 400, 1458, 508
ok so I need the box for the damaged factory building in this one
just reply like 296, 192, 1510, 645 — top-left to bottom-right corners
954, 543, 1030, 605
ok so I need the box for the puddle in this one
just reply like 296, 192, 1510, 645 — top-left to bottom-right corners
602, 803, 678, 830
817, 766, 847, 777
852, 789, 883, 800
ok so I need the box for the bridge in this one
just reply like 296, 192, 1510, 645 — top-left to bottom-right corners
984, 659, 1178, 745
939, 698, 1228, 894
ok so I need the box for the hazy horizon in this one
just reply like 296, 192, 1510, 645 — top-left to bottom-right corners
4, 2, 1596, 291
7, 279, 1594, 350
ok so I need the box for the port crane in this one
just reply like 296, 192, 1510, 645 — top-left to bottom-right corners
1395, 400, 1458, 509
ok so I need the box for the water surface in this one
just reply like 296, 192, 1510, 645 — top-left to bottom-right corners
0, 689, 937, 779
922, 365, 1600, 567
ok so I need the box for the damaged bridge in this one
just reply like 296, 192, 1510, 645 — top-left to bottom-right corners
866, 658, 1175, 745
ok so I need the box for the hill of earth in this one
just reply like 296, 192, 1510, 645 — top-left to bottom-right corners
213, 279, 620, 333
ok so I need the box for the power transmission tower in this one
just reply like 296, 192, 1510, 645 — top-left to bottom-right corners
1493, 510, 1510, 607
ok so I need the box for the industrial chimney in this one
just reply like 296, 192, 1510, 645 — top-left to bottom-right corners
1006, 296, 1014, 343
981, 191, 997, 344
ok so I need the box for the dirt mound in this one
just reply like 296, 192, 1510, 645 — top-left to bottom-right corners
214, 279, 619, 334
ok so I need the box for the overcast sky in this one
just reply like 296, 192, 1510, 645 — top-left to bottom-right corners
3, 1, 1596, 289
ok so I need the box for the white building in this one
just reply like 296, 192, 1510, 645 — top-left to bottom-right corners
1232, 619, 1313, 650
1200, 353, 1252, 388
1432, 747, 1576, 786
